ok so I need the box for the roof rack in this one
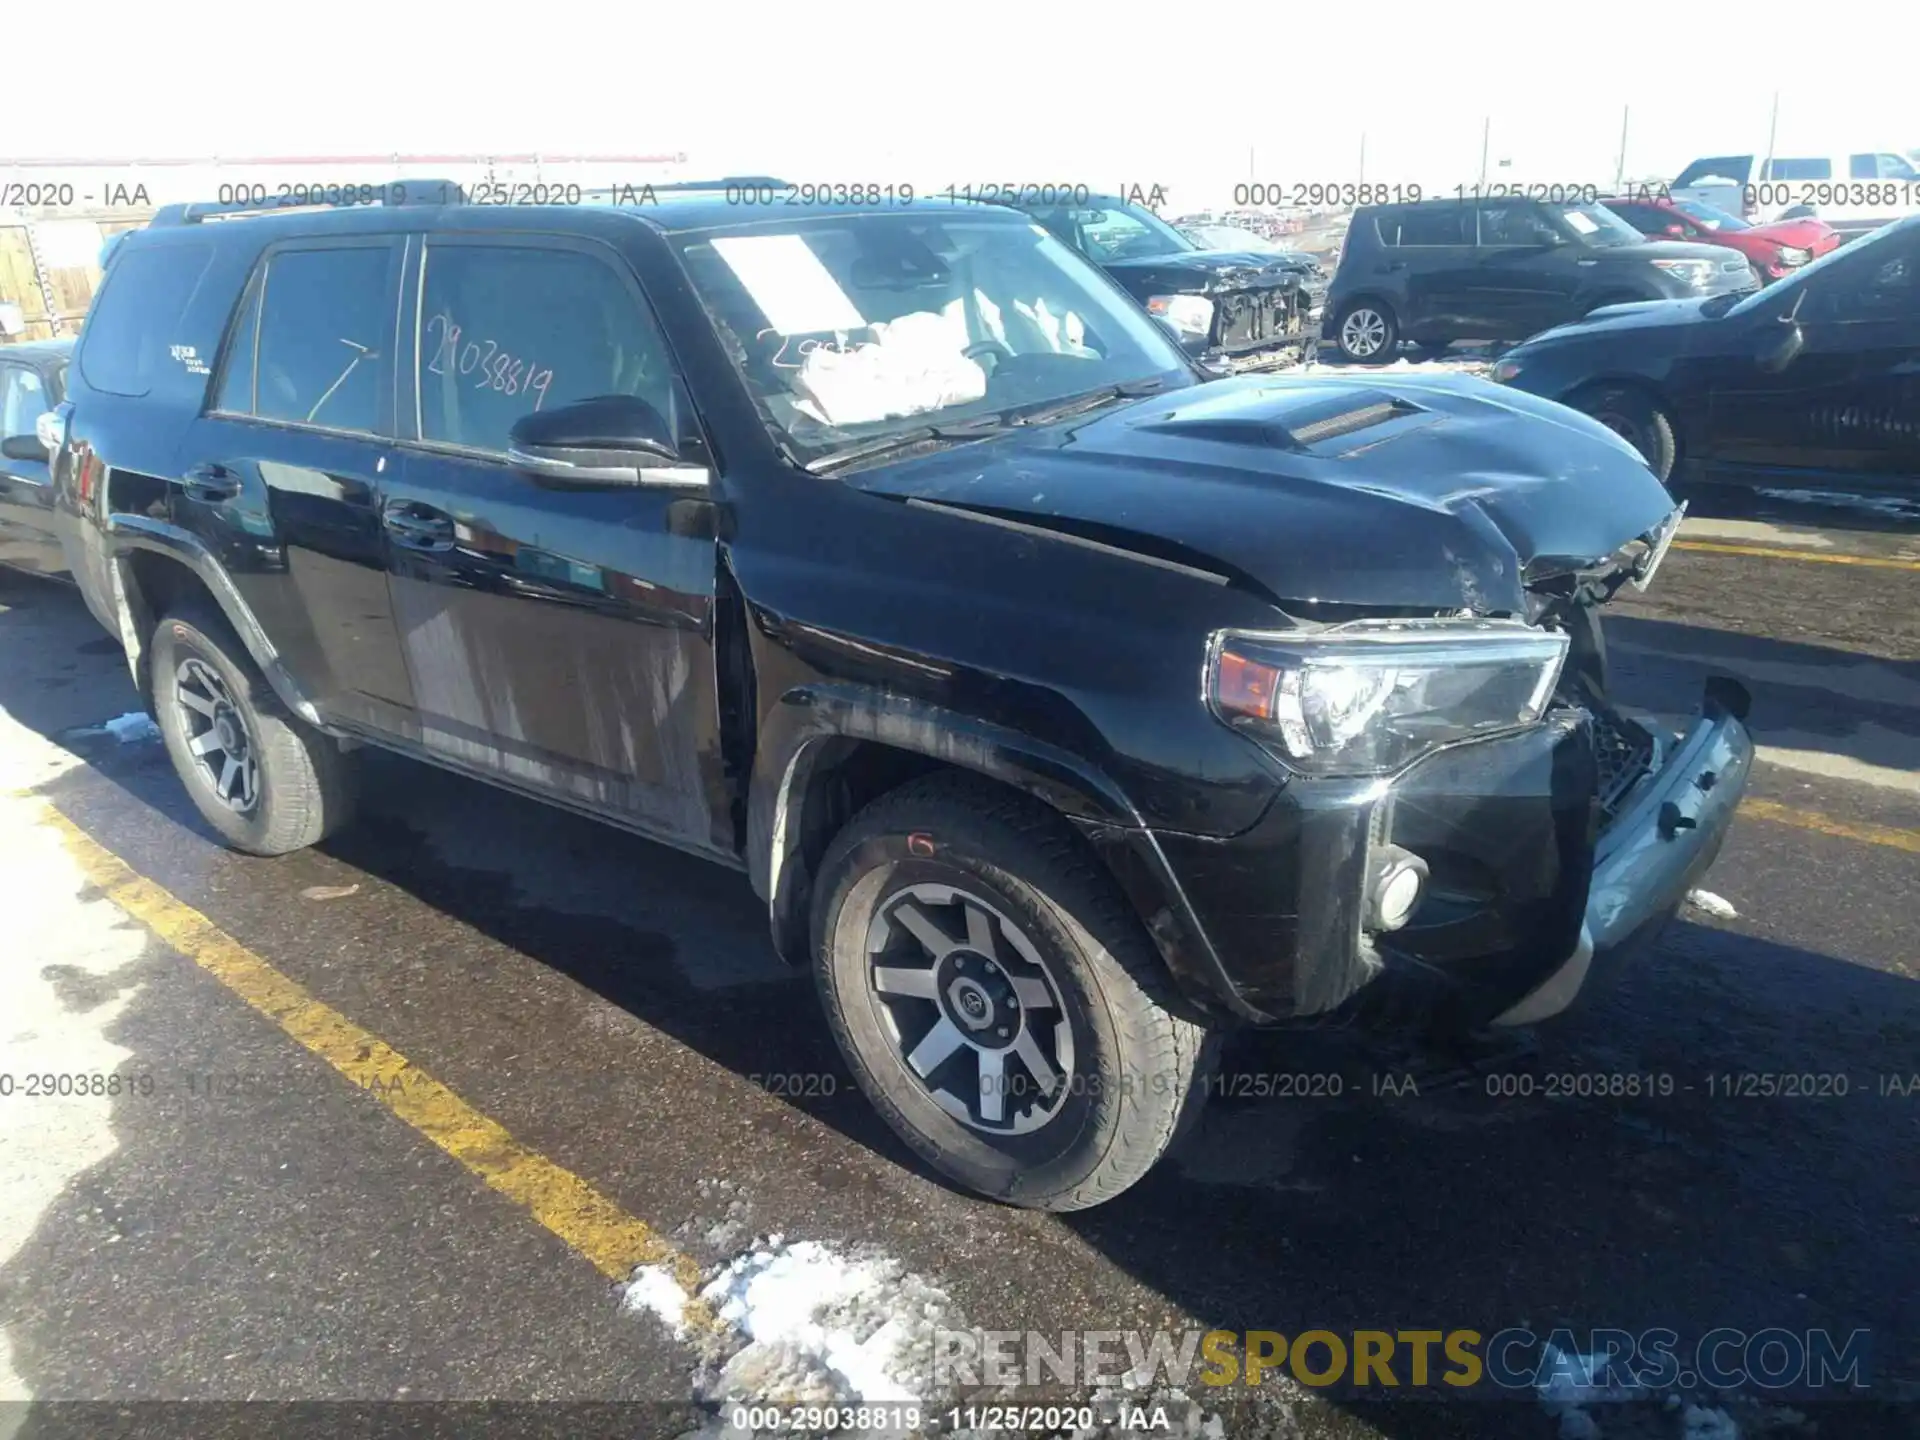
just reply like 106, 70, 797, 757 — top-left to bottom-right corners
150, 179, 466, 227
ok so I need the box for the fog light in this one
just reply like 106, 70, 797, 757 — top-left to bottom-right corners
1366, 845, 1429, 932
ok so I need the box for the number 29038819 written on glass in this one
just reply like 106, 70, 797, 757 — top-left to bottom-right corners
424, 313, 554, 410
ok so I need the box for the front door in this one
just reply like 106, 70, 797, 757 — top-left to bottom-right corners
382, 234, 730, 853
1704, 226, 1920, 486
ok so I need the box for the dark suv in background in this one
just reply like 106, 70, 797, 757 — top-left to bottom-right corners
1325, 198, 1757, 363
44, 186, 1747, 1211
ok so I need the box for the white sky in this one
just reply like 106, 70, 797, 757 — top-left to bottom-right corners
7, 0, 1913, 209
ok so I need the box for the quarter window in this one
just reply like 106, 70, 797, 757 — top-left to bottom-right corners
415, 244, 684, 455
76, 243, 217, 398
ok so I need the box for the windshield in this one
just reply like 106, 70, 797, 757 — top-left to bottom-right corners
673, 211, 1195, 467
1030, 202, 1196, 263
1727, 215, 1914, 318
1674, 199, 1750, 232
1552, 202, 1647, 248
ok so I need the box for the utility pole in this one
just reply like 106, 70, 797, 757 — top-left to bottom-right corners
1358, 132, 1367, 184
1478, 117, 1491, 191
1614, 105, 1630, 192
1764, 91, 1780, 177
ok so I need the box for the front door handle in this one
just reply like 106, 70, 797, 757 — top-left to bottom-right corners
182, 462, 240, 503
383, 504, 455, 550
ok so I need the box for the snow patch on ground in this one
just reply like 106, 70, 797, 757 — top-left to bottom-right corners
627, 1235, 963, 1423
623, 1263, 691, 1338
698, 1238, 958, 1406
102, 712, 162, 743
1686, 888, 1739, 919
1537, 1346, 1642, 1438
60, 711, 162, 746
1304, 355, 1490, 376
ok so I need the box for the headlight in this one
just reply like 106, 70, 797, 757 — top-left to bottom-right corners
1776, 246, 1811, 266
1650, 258, 1715, 288
1490, 358, 1524, 384
1206, 620, 1570, 777
1146, 294, 1215, 339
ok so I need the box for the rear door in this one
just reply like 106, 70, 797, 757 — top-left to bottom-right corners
1703, 226, 1920, 486
1374, 205, 1480, 338
0, 358, 65, 577
183, 238, 416, 735
382, 233, 730, 853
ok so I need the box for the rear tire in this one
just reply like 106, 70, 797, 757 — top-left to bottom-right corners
1567, 383, 1677, 483
1332, 299, 1398, 364
151, 603, 359, 856
812, 773, 1217, 1211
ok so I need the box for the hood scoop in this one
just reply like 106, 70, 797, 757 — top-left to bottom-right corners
1137, 387, 1433, 455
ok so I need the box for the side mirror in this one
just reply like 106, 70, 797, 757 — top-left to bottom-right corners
1, 433, 49, 462
1755, 316, 1804, 373
506, 395, 705, 489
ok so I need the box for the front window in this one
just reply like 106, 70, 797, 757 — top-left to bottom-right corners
1673, 199, 1750, 232
1729, 219, 1919, 319
1548, 202, 1646, 248
1031, 202, 1195, 263
673, 212, 1194, 468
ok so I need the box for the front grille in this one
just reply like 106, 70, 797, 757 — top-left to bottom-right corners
1590, 702, 1656, 819
1218, 287, 1301, 351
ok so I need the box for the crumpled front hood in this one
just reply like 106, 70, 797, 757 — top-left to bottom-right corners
1101, 250, 1306, 296
848, 374, 1678, 614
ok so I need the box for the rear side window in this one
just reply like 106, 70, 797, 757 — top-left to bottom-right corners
1379, 206, 1471, 246
1674, 156, 1752, 187
77, 243, 217, 397
1763, 157, 1830, 181
414, 243, 685, 455
216, 245, 394, 434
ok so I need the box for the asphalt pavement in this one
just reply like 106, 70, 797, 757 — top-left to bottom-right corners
0, 484, 1916, 1440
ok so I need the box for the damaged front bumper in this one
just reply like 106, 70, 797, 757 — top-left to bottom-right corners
1492, 678, 1754, 1025
1141, 679, 1753, 1029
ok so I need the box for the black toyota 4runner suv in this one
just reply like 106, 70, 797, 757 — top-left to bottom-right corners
48, 189, 1750, 1210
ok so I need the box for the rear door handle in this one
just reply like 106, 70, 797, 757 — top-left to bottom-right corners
382, 503, 455, 550
182, 462, 240, 503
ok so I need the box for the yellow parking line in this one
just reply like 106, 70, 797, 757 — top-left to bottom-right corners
1738, 798, 1920, 854
1673, 540, 1920, 572
39, 802, 718, 1329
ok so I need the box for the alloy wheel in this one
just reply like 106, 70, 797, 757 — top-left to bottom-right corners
1340, 307, 1388, 358
865, 882, 1074, 1135
172, 656, 260, 813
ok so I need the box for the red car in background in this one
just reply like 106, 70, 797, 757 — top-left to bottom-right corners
1603, 194, 1842, 282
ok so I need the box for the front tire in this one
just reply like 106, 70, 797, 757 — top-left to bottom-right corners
151, 603, 359, 856
812, 774, 1217, 1211
1332, 299, 1398, 364
1568, 383, 1677, 483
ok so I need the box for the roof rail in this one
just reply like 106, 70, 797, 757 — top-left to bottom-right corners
149, 179, 465, 227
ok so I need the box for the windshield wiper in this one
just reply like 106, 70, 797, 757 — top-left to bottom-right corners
1007, 377, 1169, 429
804, 379, 1170, 475
804, 414, 1011, 474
